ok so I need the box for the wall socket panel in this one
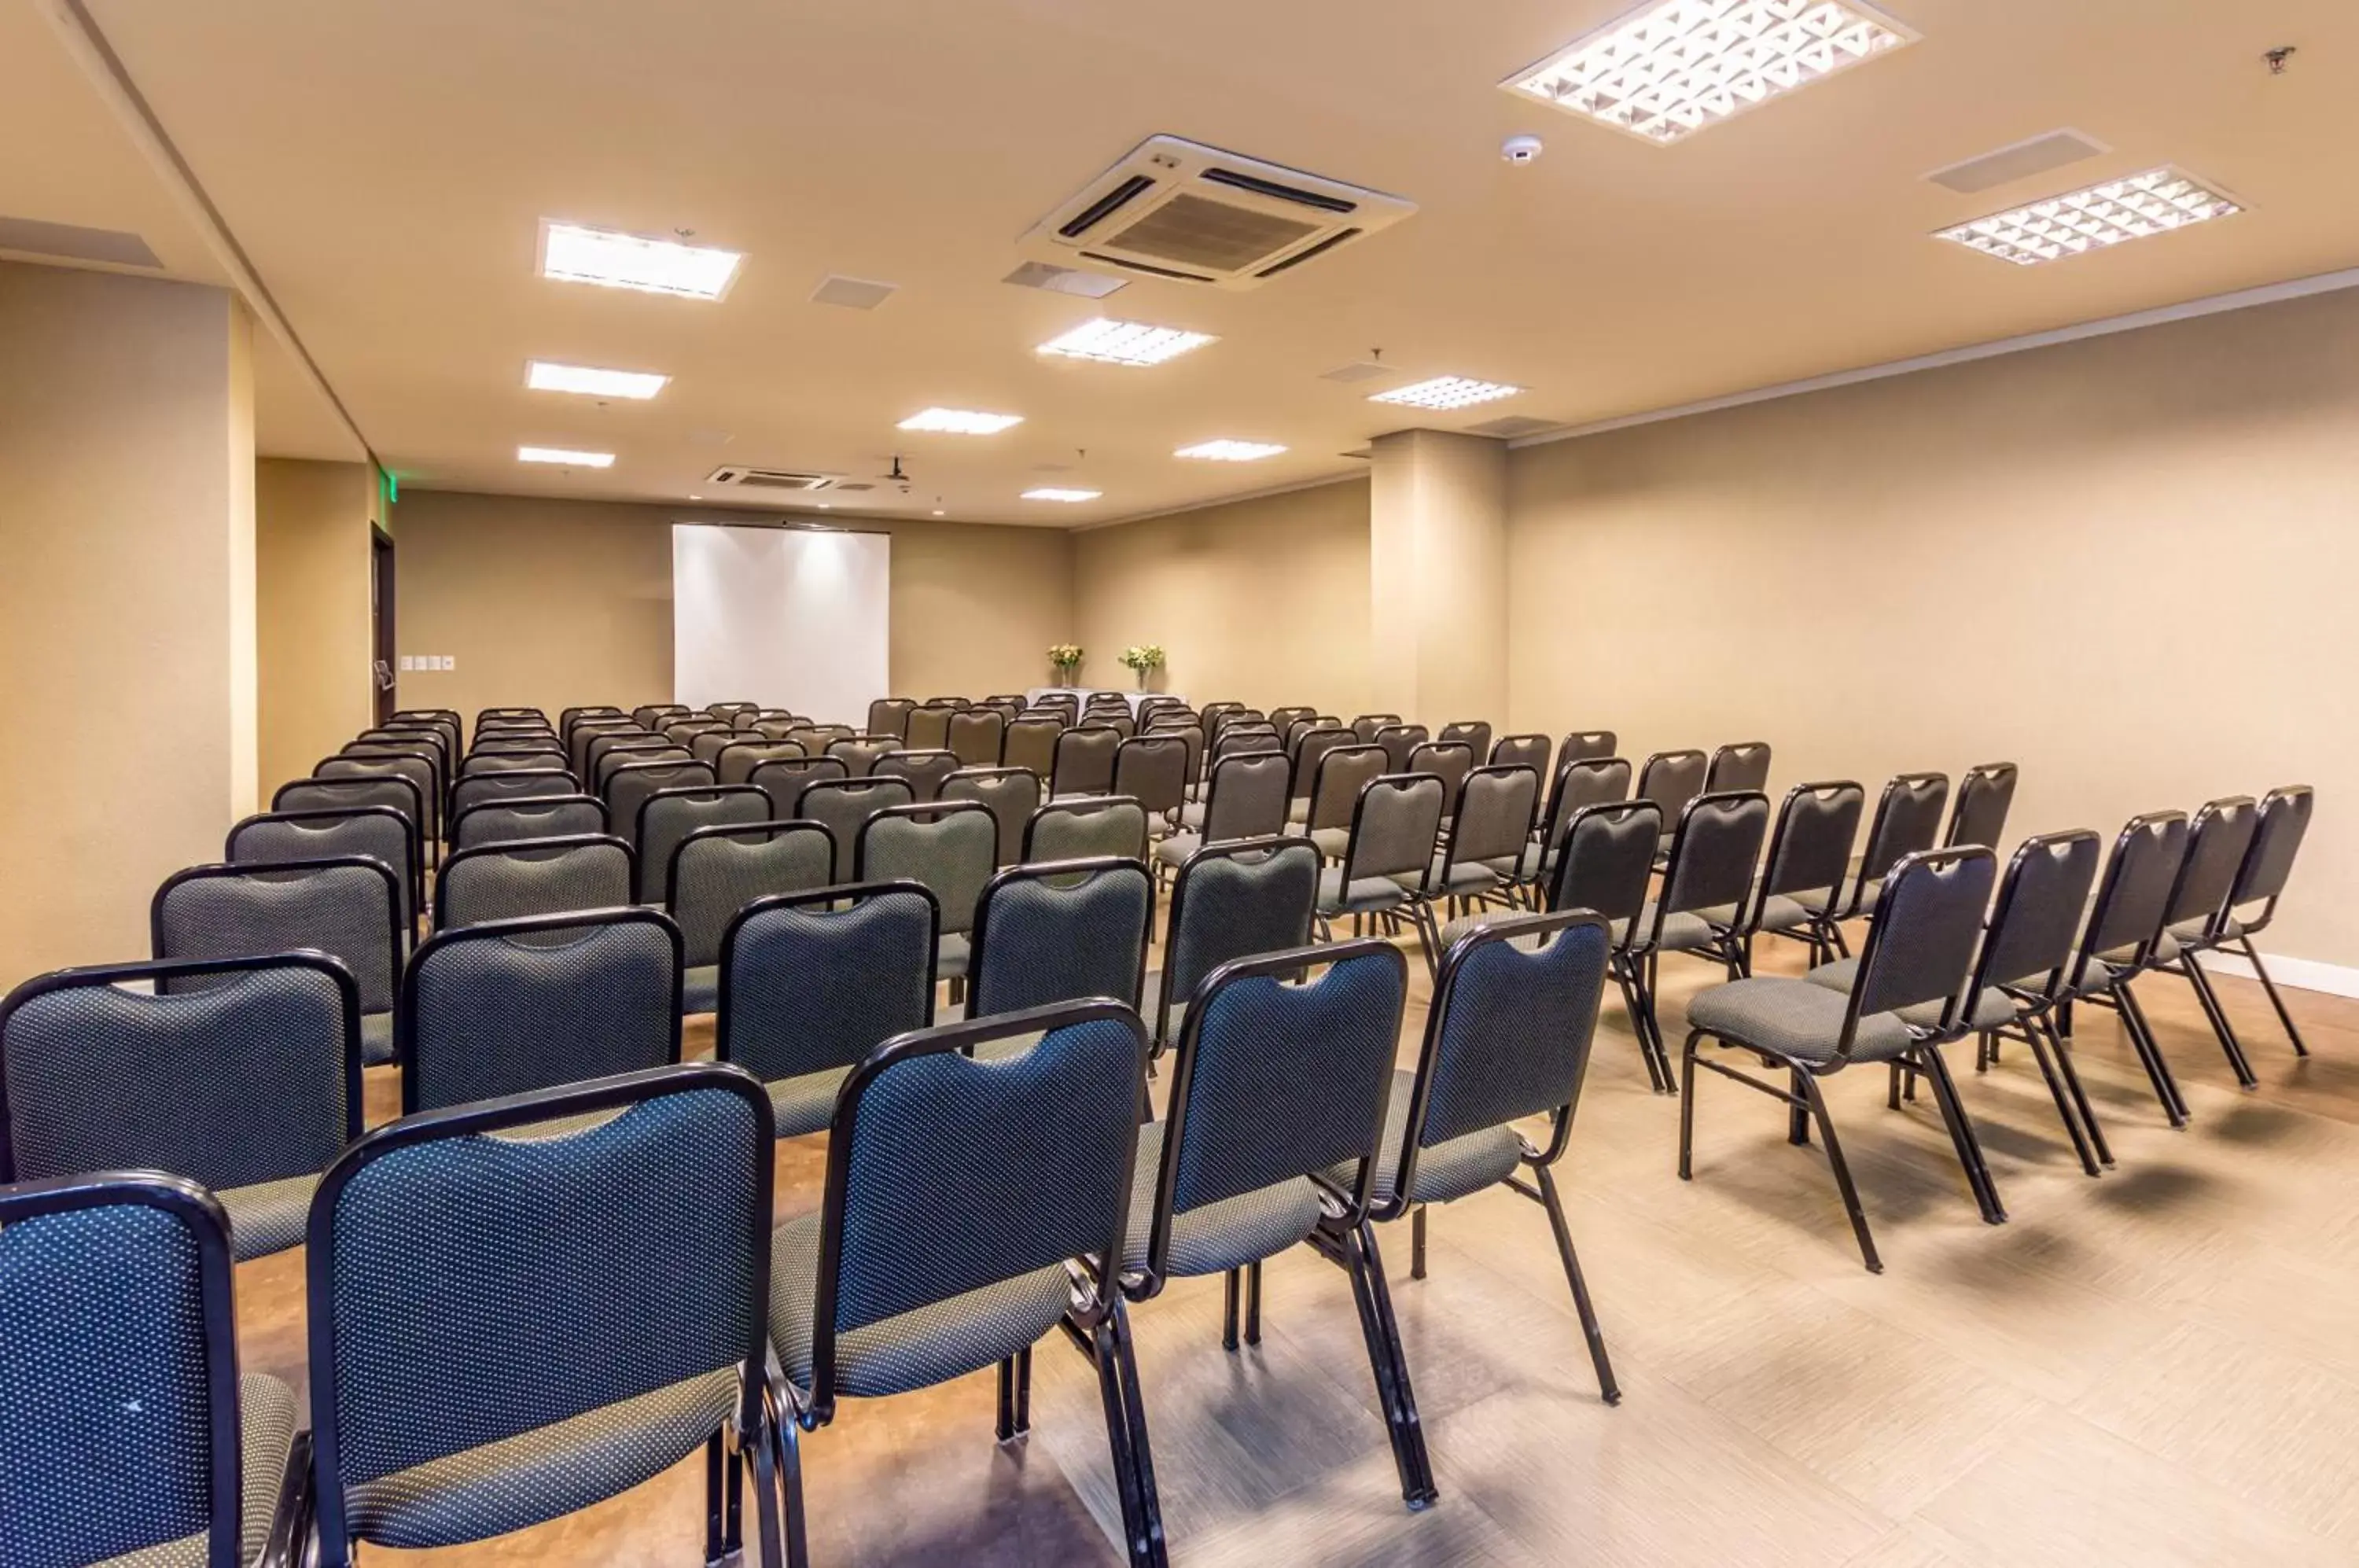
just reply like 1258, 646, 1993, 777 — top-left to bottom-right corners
399, 655, 456, 672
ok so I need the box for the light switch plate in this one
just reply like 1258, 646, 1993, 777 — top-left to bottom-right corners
399, 655, 415, 672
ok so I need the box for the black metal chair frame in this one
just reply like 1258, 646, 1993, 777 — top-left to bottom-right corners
151, 856, 405, 1018
966, 856, 1157, 1018
1150, 834, 1319, 1054
2055, 811, 2192, 1128
712, 882, 940, 1090
432, 833, 634, 931
226, 804, 421, 931
1540, 798, 1666, 1092
449, 793, 609, 852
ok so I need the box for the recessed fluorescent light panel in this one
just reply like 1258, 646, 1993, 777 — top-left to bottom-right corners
525, 360, 668, 399
899, 407, 1025, 435
1935, 167, 2242, 267
1023, 488, 1102, 502
1506, 0, 1916, 145
517, 445, 615, 468
1369, 376, 1523, 411
1037, 318, 1217, 367
1176, 440, 1287, 462
539, 221, 742, 300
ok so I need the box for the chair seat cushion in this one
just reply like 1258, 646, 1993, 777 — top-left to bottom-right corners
1429, 856, 1503, 896
934, 932, 970, 980
1439, 912, 1629, 954
1154, 833, 1200, 868
361, 1010, 395, 1066
1685, 977, 1918, 1066
1310, 826, 1350, 859
237, 1372, 300, 1566
1180, 801, 1209, 830
1329, 1070, 1522, 1209
219, 1172, 321, 1263
2172, 915, 2243, 943
764, 1065, 853, 1140
1802, 958, 2015, 1031
770, 1214, 1073, 1400
682, 964, 719, 1017
1756, 893, 1816, 933
1122, 1121, 1323, 1279
1636, 902, 1719, 953
1317, 867, 1410, 915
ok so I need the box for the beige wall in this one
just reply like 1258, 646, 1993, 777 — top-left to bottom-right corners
1073, 480, 1372, 716
1369, 430, 1508, 727
389, 489, 1073, 723
0, 262, 256, 988
256, 458, 376, 794
1508, 285, 2359, 969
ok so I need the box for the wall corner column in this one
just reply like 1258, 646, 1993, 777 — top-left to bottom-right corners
1367, 428, 1509, 727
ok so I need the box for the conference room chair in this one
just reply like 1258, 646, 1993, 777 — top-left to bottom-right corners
689, 727, 753, 764
903, 705, 954, 751
1112, 734, 1190, 833
1292, 742, 1388, 859
1, 1171, 308, 1568
1283, 723, 1356, 808
1002, 715, 1063, 778
1314, 773, 1447, 956
307, 1062, 781, 1568
1138, 695, 1189, 726
1051, 725, 1121, 797
875, 746, 959, 802
1031, 691, 1080, 722
359, 724, 450, 773
1559, 729, 1617, 765
398, 907, 682, 1113
1150, 837, 1319, 1052
560, 703, 624, 737
227, 804, 419, 933
856, 801, 998, 988
1198, 698, 1245, 729
827, 734, 903, 778
1150, 719, 1205, 794
2169, 783, 2315, 1056
1836, 771, 1952, 923
635, 783, 771, 904
477, 705, 548, 723
1375, 723, 1431, 775
1489, 732, 1551, 778
1026, 795, 1151, 863
717, 738, 808, 785
470, 734, 558, 764
450, 793, 606, 852
1945, 760, 2019, 849
591, 738, 690, 793
632, 701, 691, 728
393, 705, 462, 757
1127, 939, 1435, 1507
867, 697, 916, 739
665, 720, 732, 753
1512, 756, 1634, 906
1682, 846, 2001, 1272
1526, 800, 1667, 1092
940, 765, 1040, 866
2044, 810, 2195, 1125
318, 751, 440, 845
344, 736, 445, 799
1636, 748, 1709, 857
274, 775, 429, 867
1432, 718, 1489, 760
1740, 781, 1865, 970
765, 1001, 1161, 1568
1706, 741, 1773, 794
1268, 704, 1318, 733
435, 834, 633, 931
2131, 796, 2265, 1088
605, 758, 718, 849
570, 717, 645, 779
947, 708, 1005, 767
1408, 740, 1475, 821
450, 766, 577, 823
706, 700, 760, 723
2, 951, 362, 1263
153, 856, 403, 1067
1153, 751, 1291, 879
800, 777, 917, 884
1365, 911, 1623, 1405
966, 858, 1155, 1020
1424, 764, 1539, 956
1350, 713, 1401, 744
713, 882, 937, 1137
669, 821, 836, 1015
798, 722, 856, 755
749, 755, 849, 819
749, 714, 810, 739
979, 693, 1029, 720
460, 749, 568, 785
1628, 791, 1770, 1086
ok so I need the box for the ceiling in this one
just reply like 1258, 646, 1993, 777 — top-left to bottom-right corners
9, 0, 2357, 525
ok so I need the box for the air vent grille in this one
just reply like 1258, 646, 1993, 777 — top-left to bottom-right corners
1927, 130, 2107, 195
705, 466, 837, 492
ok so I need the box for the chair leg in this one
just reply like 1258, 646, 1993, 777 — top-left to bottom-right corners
1788, 1067, 1812, 1146
1794, 1069, 1882, 1274
1533, 1162, 1621, 1405
1091, 1303, 1170, 1568
1916, 1043, 2007, 1224
1245, 1259, 1264, 1346
744, 1412, 788, 1568
2020, 1021, 2102, 1177
1338, 1220, 1439, 1509
2182, 959, 2258, 1088
1411, 1204, 1428, 1279
2237, 935, 2311, 1056
2041, 1016, 2114, 1168
2115, 983, 2189, 1127
995, 1347, 1033, 1441
1613, 957, 1670, 1095
1221, 1268, 1242, 1352
704, 1431, 727, 1568
1678, 1030, 1702, 1179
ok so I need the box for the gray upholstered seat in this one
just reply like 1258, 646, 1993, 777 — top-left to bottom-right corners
765, 1064, 853, 1139
1154, 830, 1201, 867
1803, 956, 2014, 1031
360, 1010, 394, 1065
1755, 893, 1815, 932
218, 1172, 322, 1261
682, 964, 719, 1015
1634, 900, 1718, 951
1316, 867, 1411, 914
1310, 826, 1349, 858
1121, 1119, 1323, 1276
1329, 1068, 1523, 1208
1684, 977, 1919, 1065
934, 931, 970, 978
1426, 854, 1504, 896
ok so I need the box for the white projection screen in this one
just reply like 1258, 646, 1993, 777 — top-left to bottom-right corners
672, 524, 889, 723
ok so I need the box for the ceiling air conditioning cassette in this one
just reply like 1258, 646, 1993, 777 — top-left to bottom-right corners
1020, 134, 1415, 291
705, 466, 838, 492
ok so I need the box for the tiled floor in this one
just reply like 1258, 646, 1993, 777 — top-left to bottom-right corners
234, 922, 2359, 1565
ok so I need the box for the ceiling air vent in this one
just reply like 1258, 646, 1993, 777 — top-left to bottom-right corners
1465, 415, 1560, 440
1926, 130, 2107, 195
1021, 134, 1415, 291
704, 466, 839, 492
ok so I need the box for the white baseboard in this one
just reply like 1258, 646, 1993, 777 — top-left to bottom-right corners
2197, 948, 2359, 1000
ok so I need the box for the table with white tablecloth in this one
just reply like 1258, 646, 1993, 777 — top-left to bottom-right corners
1024, 686, 1184, 717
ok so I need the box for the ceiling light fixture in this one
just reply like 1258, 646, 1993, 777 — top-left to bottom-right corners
517, 445, 615, 467
1037, 318, 1218, 367
525, 360, 668, 399
539, 222, 742, 300
1935, 167, 2242, 266
1023, 488, 1102, 502
1506, 0, 1916, 145
899, 407, 1025, 436
1369, 376, 1523, 411
1175, 440, 1287, 462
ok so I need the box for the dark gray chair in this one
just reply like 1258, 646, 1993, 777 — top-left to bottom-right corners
631, 702, 690, 728
2055, 811, 2192, 1127
1636, 749, 1709, 856
826, 735, 902, 779
1629, 790, 1768, 1069
867, 697, 916, 740
451, 793, 607, 852
856, 801, 999, 985
451, 767, 579, 822
874, 748, 959, 803
2138, 797, 2264, 1090
947, 709, 1006, 768
717, 740, 808, 787
1051, 726, 1121, 797
274, 775, 427, 862
587, 733, 672, 788
1113, 735, 1190, 830
903, 706, 955, 752
1741, 781, 1864, 970
435, 835, 633, 930
1706, 742, 1772, 794
1835, 772, 1952, 922
1350, 713, 1401, 744
1314, 775, 1446, 959
1945, 761, 2019, 849
569, 720, 645, 781
968, 859, 1156, 1020
1375, 723, 1430, 775
605, 760, 717, 850
1426, 764, 1538, 948
635, 785, 771, 904
307, 1063, 782, 1567
1406, 741, 1475, 820
1293, 742, 1388, 859
800, 778, 917, 882
1151, 837, 1320, 1051
1283, 726, 1357, 812
2, 951, 361, 1261
318, 753, 440, 845
941, 766, 1042, 867
1002, 716, 1064, 779
1514, 756, 1633, 904
749, 756, 849, 820
1437, 720, 1492, 763
227, 805, 419, 933
1026, 796, 1150, 863
669, 821, 837, 1015
2167, 784, 2315, 1058
1489, 734, 1551, 778
1155, 752, 1290, 877
1559, 729, 1617, 764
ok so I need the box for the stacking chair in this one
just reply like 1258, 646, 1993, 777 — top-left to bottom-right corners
2137, 797, 2264, 1089
1350, 713, 1401, 744
393, 706, 462, 760
1636, 749, 1709, 856
717, 738, 808, 786
666, 719, 732, 751
708, 701, 760, 724
1113, 734, 1190, 831
1268, 704, 1319, 733
875, 747, 959, 802
1706, 742, 1772, 793
692, 727, 754, 765
399, 907, 683, 1113
1513, 756, 1633, 905
855, 802, 998, 986
1681, 847, 2002, 1272
2054, 812, 2194, 1128
1490, 733, 1551, 777
1051, 725, 1121, 797
867, 697, 916, 739
153, 857, 403, 1067
451, 794, 605, 852
227, 804, 419, 932
451, 766, 576, 820
1003, 715, 1064, 778
1026, 795, 1150, 863
1539, 801, 1667, 1091
967, 859, 1155, 1018
764, 1002, 1162, 1568
2170, 784, 2315, 1058
669, 822, 837, 1014
1150, 837, 1320, 1051
1293, 742, 1388, 859
1, 1172, 307, 1568
307, 1063, 782, 1567
1740, 782, 1865, 969
276, 775, 427, 861
632, 701, 691, 728
1423, 764, 1538, 955
947, 708, 1006, 767
1153, 720, 1205, 797
587, 732, 674, 786
942, 765, 1041, 866
1559, 729, 1617, 764
1130, 941, 1438, 1507
826, 735, 901, 778
1407, 741, 1475, 819
636, 784, 771, 904
2, 951, 361, 1261
361, 725, 449, 771
1284, 724, 1357, 808
1438, 720, 1492, 763
800, 778, 916, 882
569, 718, 643, 778
1314, 774, 1446, 956
595, 745, 695, 798
1836, 772, 1952, 922
1626, 792, 1769, 1088
435, 834, 633, 929
342, 740, 443, 812
1154, 751, 1290, 878
903, 706, 954, 751
716, 882, 937, 1136
318, 753, 440, 845
749, 755, 849, 819
560, 704, 624, 738
1364, 911, 1622, 1404
462, 746, 565, 778
1945, 761, 2019, 849
1375, 723, 1431, 774
605, 758, 718, 850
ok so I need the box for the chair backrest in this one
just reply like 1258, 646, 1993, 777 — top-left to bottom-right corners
867, 698, 916, 739
1654, 791, 1770, 932
827, 736, 902, 778
715, 738, 806, 786
1856, 771, 1952, 895
1200, 751, 1293, 843
1845, 848, 1998, 1046
946, 709, 1006, 767
1408, 740, 1475, 815
2228, 784, 2314, 929
1306, 742, 1388, 834
663, 719, 730, 749
153, 858, 402, 1018
343, 742, 444, 807
1341, 773, 1448, 888
1286, 726, 1355, 801
462, 748, 565, 778
800, 777, 918, 882
307, 1063, 771, 1553
1945, 761, 2019, 849
603, 760, 717, 849
581, 728, 661, 782
874, 747, 960, 803
1538, 756, 1633, 857
968, 859, 1156, 1017
398, 907, 683, 1113
1706, 741, 1772, 794
1051, 726, 1121, 796
1349, 713, 1400, 744
451, 767, 578, 819
1113, 734, 1190, 819
1443, 764, 1539, 870
940, 766, 1042, 866
1546, 801, 1662, 929
1156, 837, 1320, 1046
594, 745, 694, 796
1002, 716, 1064, 778
1268, 705, 1317, 733
1438, 720, 1493, 761
1636, 749, 1709, 831
1154, 720, 1205, 786
688, 727, 749, 764
716, 883, 938, 1086
1974, 830, 2102, 999
903, 707, 953, 750
1559, 729, 1617, 765
804, 1003, 1144, 1412
2163, 796, 2261, 934
635, 785, 771, 903
226, 804, 418, 927
1750, 781, 1864, 920
274, 774, 426, 848
2080, 811, 2192, 965
0, 1172, 247, 1568
631, 703, 689, 727
668, 821, 836, 969
1146, 943, 1406, 1273
749, 754, 849, 819
1375, 723, 1431, 774
1213, 724, 1281, 763
317, 753, 439, 841
1490, 733, 1551, 777
856, 801, 999, 938
1025, 796, 1150, 863
435, 835, 633, 929
2, 953, 360, 1200
451, 794, 607, 852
